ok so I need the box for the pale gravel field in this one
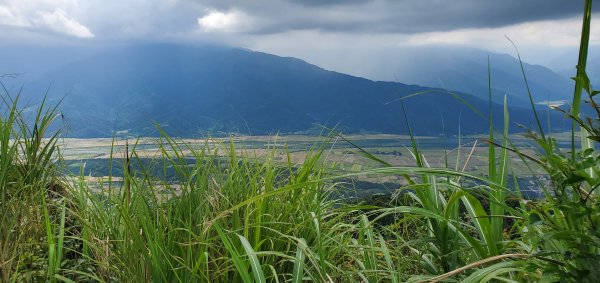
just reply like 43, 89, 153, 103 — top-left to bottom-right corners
58, 134, 548, 185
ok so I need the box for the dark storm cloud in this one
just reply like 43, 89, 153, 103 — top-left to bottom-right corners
402, 0, 596, 32
286, 0, 372, 6
193, 0, 597, 34
0, 0, 594, 43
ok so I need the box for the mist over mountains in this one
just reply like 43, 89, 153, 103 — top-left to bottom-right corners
284, 46, 576, 105
1, 44, 570, 137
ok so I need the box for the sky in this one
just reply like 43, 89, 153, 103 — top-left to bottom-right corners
0, 0, 599, 75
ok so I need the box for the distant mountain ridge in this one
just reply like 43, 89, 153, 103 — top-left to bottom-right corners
303, 47, 574, 105
4, 44, 567, 137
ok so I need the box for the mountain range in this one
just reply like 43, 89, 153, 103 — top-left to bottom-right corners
296, 46, 575, 105
1, 44, 569, 137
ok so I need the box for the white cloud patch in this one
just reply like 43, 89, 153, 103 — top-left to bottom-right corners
35, 8, 94, 38
406, 15, 600, 49
0, 1, 95, 39
197, 10, 253, 32
0, 5, 31, 27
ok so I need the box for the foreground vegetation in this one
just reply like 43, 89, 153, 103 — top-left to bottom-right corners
1, 1, 599, 282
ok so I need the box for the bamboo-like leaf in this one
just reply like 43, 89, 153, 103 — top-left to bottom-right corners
460, 194, 495, 256
462, 261, 522, 283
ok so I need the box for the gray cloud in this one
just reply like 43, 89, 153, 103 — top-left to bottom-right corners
0, 0, 596, 44
0, 0, 596, 91
188, 0, 597, 35
286, 0, 372, 7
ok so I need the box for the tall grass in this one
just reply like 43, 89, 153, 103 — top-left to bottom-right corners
68, 132, 342, 281
0, 89, 66, 282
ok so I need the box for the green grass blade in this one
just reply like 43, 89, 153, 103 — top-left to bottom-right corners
360, 215, 378, 282
215, 224, 253, 283
570, 0, 593, 159
237, 234, 266, 283
56, 201, 67, 277
489, 95, 510, 254
379, 235, 399, 283
292, 239, 306, 283
488, 55, 497, 181
506, 36, 546, 143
